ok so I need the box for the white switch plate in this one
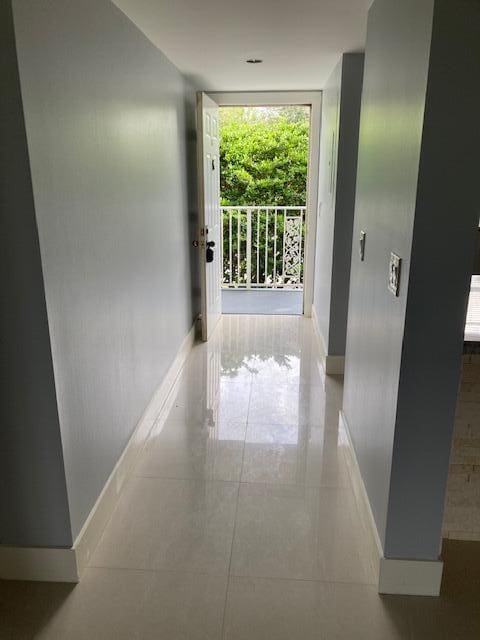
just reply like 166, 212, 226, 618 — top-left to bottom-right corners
359, 230, 366, 261
388, 252, 401, 296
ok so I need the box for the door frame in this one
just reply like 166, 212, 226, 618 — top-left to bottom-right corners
208, 91, 322, 317
196, 92, 222, 341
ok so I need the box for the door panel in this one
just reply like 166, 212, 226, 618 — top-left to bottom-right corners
197, 92, 222, 340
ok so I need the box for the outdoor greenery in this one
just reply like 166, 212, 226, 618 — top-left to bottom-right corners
220, 106, 310, 206
219, 106, 309, 288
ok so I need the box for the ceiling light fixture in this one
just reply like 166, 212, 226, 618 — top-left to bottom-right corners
246, 58, 263, 64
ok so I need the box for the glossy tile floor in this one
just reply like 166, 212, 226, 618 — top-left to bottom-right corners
2, 315, 480, 639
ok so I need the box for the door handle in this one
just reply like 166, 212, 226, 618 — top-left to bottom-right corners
206, 241, 215, 248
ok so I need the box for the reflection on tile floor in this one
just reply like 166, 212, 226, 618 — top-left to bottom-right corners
1, 315, 480, 638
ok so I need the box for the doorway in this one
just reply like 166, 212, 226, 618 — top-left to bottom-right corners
197, 92, 321, 339
213, 92, 321, 318
220, 104, 308, 315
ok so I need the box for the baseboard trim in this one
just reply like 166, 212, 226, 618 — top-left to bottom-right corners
339, 410, 383, 561
311, 305, 327, 353
339, 410, 443, 597
0, 546, 78, 583
378, 557, 443, 596
0, 321, 197, 583
324, 355, 345, 375
311, 307, 345, 375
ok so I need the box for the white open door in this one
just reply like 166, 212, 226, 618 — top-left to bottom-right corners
197, 92, 222, 341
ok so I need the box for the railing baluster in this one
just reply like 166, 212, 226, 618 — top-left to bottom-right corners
265, 209, 269, 287
282, 209, 287, 286
228, 209, 233, 286
237, 209, 241, 285
256, 209, 260, 286
221, 207, 224, 285
220, 206, 305, 290
299, 207, 304, 286
273, 208, 277, 289
246, 208, 252, 289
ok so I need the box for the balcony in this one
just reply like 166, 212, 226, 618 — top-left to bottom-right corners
221, 206, 305, 315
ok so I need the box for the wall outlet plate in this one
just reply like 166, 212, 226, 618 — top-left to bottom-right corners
388, 252, 401, 296
359, 230, 366, 261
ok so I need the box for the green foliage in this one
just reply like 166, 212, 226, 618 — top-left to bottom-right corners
219, 107, 308, 287
220, 106, 309, 207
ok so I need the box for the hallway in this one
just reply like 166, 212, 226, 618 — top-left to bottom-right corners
1, 316, 480, 638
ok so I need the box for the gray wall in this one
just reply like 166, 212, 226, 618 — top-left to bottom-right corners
343, 0, 435, 548
0, 1, 72, 547
384, 0, 480, 559
313, 54, 363, 356
343, 0, 480, 559
11, 0, 198, 539
329, 55, 364, 356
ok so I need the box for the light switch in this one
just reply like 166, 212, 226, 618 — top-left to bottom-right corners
388, 252, 401, 296
359, 230, 366, 261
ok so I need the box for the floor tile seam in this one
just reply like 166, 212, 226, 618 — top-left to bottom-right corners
160, 418, 343, 430
129, 474, 242, 487
242, 379, 255, 441
221, 384, 250, 636
85, 429, 168, 570
160, 418, 249, 427
129, 473, 354, 491
236, 480, 355, 490
148, 343, 206, 433
220, 368, 309, 375
245, 420, 342, 430
235, 473, 353, 490
85, 563, 231, 579
243, 407, 346, 417
243, 426, 345, 442
220, 444, 246, 639
220, 351, 304, 358
86, 469, 220, 569
226, 572, 379, 589
248, 379, 330, 386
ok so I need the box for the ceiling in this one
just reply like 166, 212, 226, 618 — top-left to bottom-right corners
112, 0, 371, 91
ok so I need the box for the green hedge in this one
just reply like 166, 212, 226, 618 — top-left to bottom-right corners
220, 106, 309, 207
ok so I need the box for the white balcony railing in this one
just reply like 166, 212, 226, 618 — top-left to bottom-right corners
221, 206, 306, 290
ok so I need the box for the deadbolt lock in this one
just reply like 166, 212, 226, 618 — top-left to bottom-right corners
206, 240, 215, 263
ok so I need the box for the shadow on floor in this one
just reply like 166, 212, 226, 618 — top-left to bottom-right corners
378, 539, 480, 639
0, 579, 74, 639
1, 527, 479, 639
